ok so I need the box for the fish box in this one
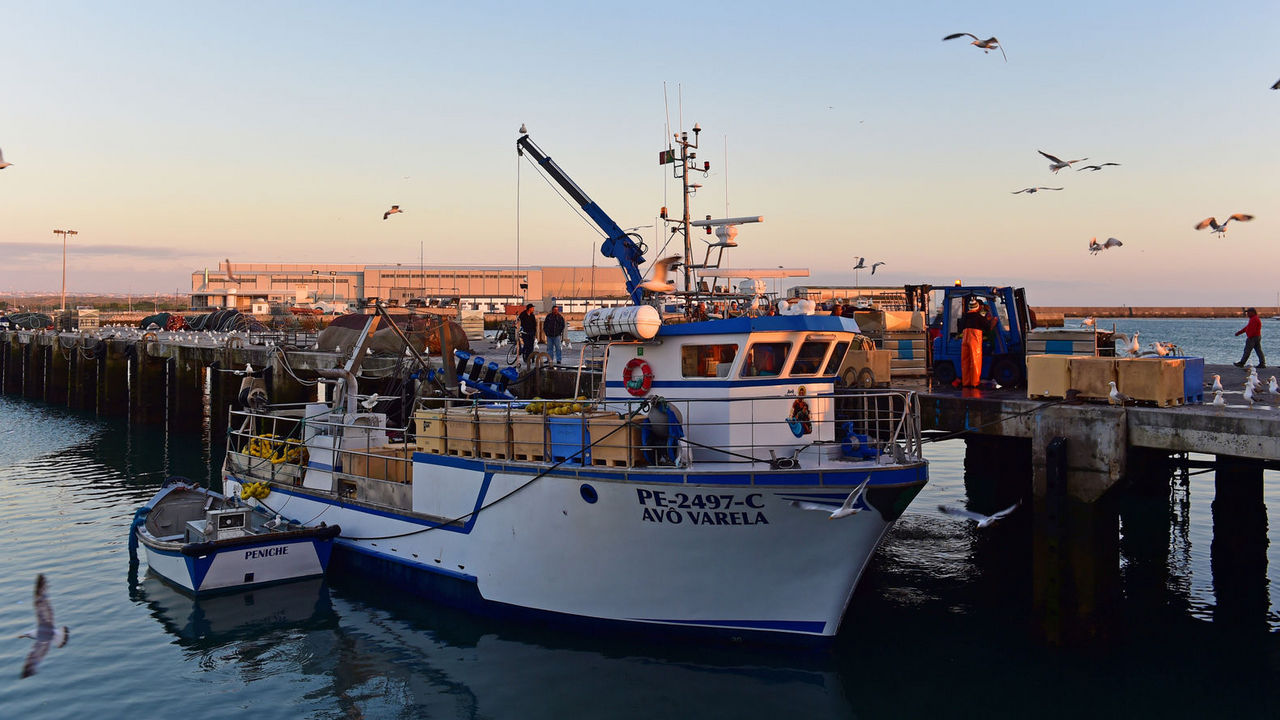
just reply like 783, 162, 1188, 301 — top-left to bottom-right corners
510, 414, 546, 462
1026, 354, 1072, 399
588, 412, 643, 467
445, 408, 478, 457
475, 408, 513, 459
1067, 357, 1117, 399
548, 414, 591, 465
1117, 358, 1186, 407
1026, 329, 1098, 356
412, 409, 447, 454
341, 443, 412, 484
1168, 356, 1205, 404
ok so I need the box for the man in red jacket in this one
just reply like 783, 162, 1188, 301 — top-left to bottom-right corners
1234, 307, 1265, 368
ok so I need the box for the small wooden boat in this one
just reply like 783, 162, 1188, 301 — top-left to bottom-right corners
131, 478, 340, 594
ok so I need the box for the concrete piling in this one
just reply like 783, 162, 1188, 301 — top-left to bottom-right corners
23, 339, 43, 399
131, 341, 168, 425
47, 338, 70, 405
98, 340, 130, 416
69, 340, 99, 410
169, 348, 206, 433
1211, 456, 1270, 629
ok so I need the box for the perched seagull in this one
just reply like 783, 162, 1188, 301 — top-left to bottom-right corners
0, 146, 10, 170
19, 575, 69, 678
937, 501, 1020, 528
1243, 381, 1255, 407
1212, 390, 1226, 407
1081, 316, 1096, 328
383, 205, 403, 220
1108, 381, 1132, 405
1038, 150, 1088, 173
791, 476, 871, 519
870, 261, 886, 275
1194, 214, 1254, 236
1269, 376, 1278, 395
1128, 330, 1141, 356
1148, 342, 1171, 357
1077, 163, 1121, 172
1011, 186, 1063, 194
942, 33, 1007, 62
639, 255, 682, 293
1247, 366, 1261, 391
359, 393, 381, 410
1211, 374, 1224, 392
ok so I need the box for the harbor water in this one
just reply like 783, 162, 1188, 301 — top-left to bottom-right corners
2, 318, 1278, 719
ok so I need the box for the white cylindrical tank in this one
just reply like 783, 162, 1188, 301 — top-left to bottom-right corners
583, 305, 662, 340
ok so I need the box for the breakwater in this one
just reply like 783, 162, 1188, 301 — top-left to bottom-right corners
1033, 307, 1278, 319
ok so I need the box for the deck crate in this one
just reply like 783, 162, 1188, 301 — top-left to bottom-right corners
1026, 354, 1072, 399
548, 414, 591, 465
1067, 357, 1117, 400
1169, 356, 1205, 404
341, 443, 413, 484
475, 408, 513, 459
878, 331, 928, 377
412, 409, 447, 454
1026, 328, 1097, 356
445, 408, 478, 457
510, 414, 546, 462
1117, 358, 1185, 407
588, 412, 643, 467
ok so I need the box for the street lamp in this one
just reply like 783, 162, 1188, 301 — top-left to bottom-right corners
329, 270, 338, 303
53, 229, 78, 322
311, 269, 320, 304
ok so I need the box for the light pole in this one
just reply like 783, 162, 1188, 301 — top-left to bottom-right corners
53, 229, 77, 321
329, 271, 338, 303
311, 269, 320, 304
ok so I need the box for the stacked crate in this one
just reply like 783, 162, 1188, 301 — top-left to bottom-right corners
1026, 328, 1098, 356
588, 413, 643, 467
878, 331, 928, 380
510, 414, 546, 462
475, 408, 513, 459
445, 407, 478, 457
1117, 358, 1186, 407
412, 409, 448, 454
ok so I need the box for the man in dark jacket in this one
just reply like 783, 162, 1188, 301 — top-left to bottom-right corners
517, 303, 538, 365
1234, 307, 1265, 368
543, 305, 565, 364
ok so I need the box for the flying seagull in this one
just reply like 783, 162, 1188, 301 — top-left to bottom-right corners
1039, 150, 1087, 173
870, 261, 886, 275
1108, 381, 1132, 405
942, 33, 1007, 62
1012, 186, 1063, 194
1077, 163, 1121, 172
852, 257, 867, 270
19, 575, 69, 678
791, 476, 871, 519
1272, 79, 1279, 90
1194, 214, 1254, 236
1088, 237, 1123, 254
0, 146, 10, 170
383, 205, 403, 220
937, 501, 1020, 528
639, 255, 683, 293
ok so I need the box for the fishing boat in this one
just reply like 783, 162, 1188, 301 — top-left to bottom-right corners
219, 125, 928, 642
131, 478, 341, 594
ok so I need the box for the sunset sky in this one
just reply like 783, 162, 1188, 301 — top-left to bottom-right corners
1, 1, 1276, 304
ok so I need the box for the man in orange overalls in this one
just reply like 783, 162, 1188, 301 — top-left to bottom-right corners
957, 296, 996, 388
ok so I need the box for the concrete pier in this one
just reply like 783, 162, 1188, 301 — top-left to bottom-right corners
131, 341, 168, 425
98, 341, 129, 416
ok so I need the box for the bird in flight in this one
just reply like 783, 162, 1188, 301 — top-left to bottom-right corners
1038, 150, 1088, 173
1088, 237, 1123, 254
870, 261, 886, 275
1272, 78, 1279, 90
942, 33, 1006, 62
852, 257, 866, 270
1077, 163, 1121, 172
19, 575, 69, 678
383, 205, 403, 220
792, 476, 871, 519
0, 146, 10, 169
1011, 186, 1063, 194
938, 501, 1019, 528
1194, 214, 1254, 236
639, 255, 683, 293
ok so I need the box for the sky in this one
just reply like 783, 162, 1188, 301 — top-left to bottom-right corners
0, 1, 1276, 305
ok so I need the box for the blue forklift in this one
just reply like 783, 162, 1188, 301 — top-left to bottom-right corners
928, 285, 1032, 387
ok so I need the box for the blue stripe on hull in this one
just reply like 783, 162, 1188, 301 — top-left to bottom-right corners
329, 545, 839, 646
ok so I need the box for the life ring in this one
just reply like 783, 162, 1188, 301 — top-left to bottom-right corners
623, 357, 654, 396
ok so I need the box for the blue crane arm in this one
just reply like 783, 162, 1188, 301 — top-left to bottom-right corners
517, 134, 647, 305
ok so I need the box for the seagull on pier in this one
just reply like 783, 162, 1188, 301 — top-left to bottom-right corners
1128, 331, 1141, 356
1194, 214, 1253, 236
870, 261, 886, 275
639, 256, 682, 294
1081, 316, 1096, 328
1077, 163, 1121, 172
0, 146, 11, 170
942, 33, 1007, 62
1012, 186, 1063, 194
1211, 374, 1224, 392
1108, 381, 1133, 405
1212, 390, 1226, 407
383, 205, 403, 220
937, 501, 1020, 528
1039, 150, 1087, 173
1247, 366, 1261, 391
1243, 381, 1256, 407
791, 476, 871, 519
18, 575, 69, 678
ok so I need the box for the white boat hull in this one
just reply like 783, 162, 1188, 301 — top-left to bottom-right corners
140, 537, 331, 593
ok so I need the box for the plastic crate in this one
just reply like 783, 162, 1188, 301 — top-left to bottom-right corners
1169, 356, 1204, 404
1067, 357, 1117, 400
548, 415, 591, 465
1026, 354, 1072, 399
1116, 358, 1185, 407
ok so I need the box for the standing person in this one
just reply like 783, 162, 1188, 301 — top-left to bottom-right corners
1234, 307, 1265, 368
957, 296, 997, 388
517, 303, 538, 365
543, 305, 565, 364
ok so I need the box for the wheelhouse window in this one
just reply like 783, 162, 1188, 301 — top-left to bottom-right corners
741, 342, 791, 377
822, 341, 851, 375
681, 344, 738, 378
791, 339, 833, 375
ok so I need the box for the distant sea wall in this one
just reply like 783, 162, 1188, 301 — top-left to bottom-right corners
1031, 307, 1277, 319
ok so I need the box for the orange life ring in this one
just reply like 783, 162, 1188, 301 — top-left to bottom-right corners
623, 357, 654, 396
